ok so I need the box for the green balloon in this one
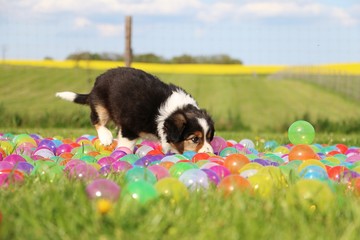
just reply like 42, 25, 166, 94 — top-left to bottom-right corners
121, 180, 158, 205
288, 120, 315, 144
169, 162, 198, 178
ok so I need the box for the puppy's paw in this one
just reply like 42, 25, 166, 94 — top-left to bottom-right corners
97, 126, 113, 146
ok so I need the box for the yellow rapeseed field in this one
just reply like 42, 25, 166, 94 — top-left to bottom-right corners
2, 59, 284, 75
2, 60, 360, 75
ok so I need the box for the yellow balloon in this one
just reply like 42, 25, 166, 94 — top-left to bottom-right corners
248, 166, 288, 198
239, 162, 263, 178
273, 146, 290, 155
286, 179, 334, 213
155, 177, 189, 204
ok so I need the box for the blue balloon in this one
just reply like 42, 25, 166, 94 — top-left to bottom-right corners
299, 166, 328, 181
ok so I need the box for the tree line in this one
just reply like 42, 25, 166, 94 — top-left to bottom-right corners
65, 51, 243, 64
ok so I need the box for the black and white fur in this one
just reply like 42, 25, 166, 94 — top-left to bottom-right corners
56, 67, 214, 154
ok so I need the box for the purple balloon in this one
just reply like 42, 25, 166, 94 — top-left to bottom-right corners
86, 178, 121, 201
15, 162, 34, 174
38, 139, 57, 153
210, 136, 228, 154
56, 144, 73, 156
134, 155, 163, 167
252, 159, 272, 166
110, 150, 128, 160
201, 168, 220, 186
99, 165, 112, 175
97, 156, 116, 167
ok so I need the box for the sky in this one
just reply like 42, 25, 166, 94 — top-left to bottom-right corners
0, 0, 359, 65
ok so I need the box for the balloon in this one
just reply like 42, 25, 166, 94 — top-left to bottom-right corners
209, 165, 231, 179
124, 167, 157, 184
0, 169, 24, 187
86, 179, 120, 201
286, 179, 334, 213
224, 153, 250, 174
155, 177, 189, 203
217, 175, 252, 196
299, 166, 328, 181
210, 136, 228, 154
135, 145, 154, 158
201, 169, 221, 186
67, 163, 99, 181
179, 169, 209, 191
239, 139, 255, 149
219, 147, 238, 157
288, 120, 315, 145
288, 144, 320, 161
147, 165, 170, 180
121, 180, 158, 205
169, 162, 198, 178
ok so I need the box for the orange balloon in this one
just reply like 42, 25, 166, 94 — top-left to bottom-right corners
288, 144, 320, 161
217, 175, 252, 196
224, 154, 250, 174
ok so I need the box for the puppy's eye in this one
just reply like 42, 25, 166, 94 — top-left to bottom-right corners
191, 136, 200, 144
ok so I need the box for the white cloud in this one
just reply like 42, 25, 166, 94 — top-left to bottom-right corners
96, 23, 123, 37
197, 0, 359, 27
74, 17, 91, 29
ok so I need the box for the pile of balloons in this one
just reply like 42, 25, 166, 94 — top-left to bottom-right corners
1, 120, 360, 213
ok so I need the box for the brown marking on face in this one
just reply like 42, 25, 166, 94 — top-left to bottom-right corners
182, 131, 205, 153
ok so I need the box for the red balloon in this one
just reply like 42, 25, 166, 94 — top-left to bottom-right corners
336, 144, 348, 154
192, 153, 211, 163
328, 166, 348, 182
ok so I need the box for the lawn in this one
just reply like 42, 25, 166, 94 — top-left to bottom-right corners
1, 65, 360, 132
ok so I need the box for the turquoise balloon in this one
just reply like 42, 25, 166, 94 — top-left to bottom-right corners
288, 120, 315, 145
125, 167, 157, 184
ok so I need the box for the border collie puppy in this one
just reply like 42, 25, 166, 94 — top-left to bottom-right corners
56, 67, 214, 154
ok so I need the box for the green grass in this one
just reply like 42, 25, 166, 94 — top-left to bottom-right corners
1, 65, 360, 132
1, 166, 360, 240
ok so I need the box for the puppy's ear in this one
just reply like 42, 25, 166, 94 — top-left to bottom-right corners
164, 112, 187, 143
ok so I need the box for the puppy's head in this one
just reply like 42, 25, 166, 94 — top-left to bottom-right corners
164, 105, 214, 153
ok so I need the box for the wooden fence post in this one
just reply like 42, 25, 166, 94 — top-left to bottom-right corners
124, 16, 132, 67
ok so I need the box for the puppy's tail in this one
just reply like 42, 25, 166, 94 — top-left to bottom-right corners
55, 91, 89, 105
